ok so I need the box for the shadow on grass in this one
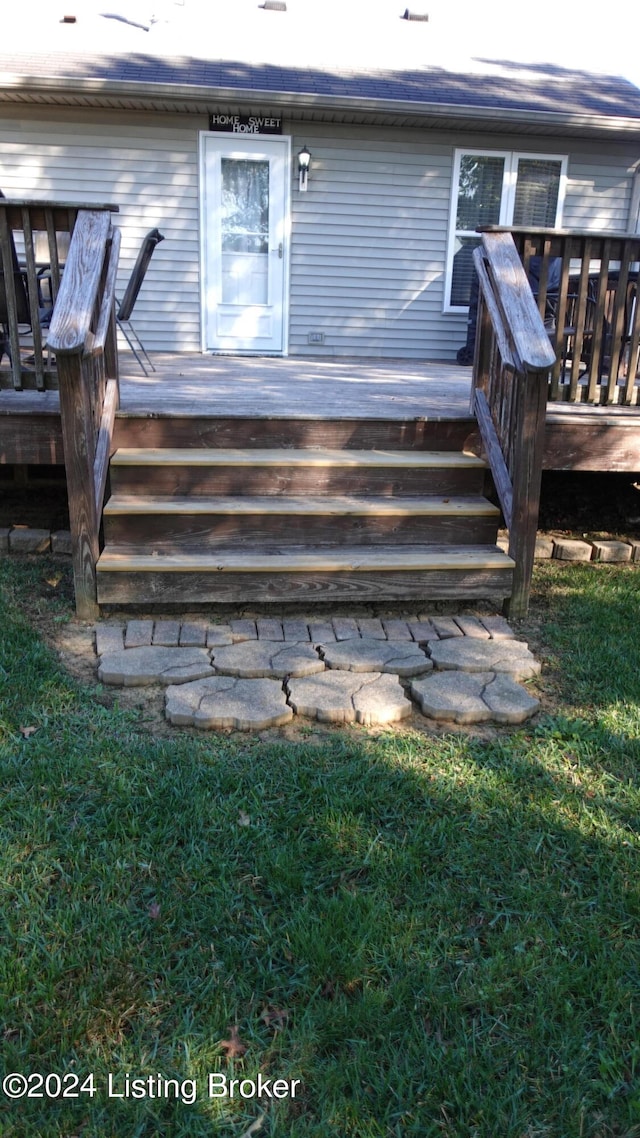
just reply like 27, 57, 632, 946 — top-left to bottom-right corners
0, 558, 639, 1138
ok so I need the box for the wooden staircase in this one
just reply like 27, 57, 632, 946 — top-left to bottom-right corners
96, 416, 513, 606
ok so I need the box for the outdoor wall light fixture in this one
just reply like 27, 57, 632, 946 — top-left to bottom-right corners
297, 146, 311, 192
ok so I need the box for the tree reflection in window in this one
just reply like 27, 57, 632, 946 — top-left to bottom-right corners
221, 159, 270, 254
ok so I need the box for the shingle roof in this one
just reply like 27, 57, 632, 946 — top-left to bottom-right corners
1, 51, 639, 125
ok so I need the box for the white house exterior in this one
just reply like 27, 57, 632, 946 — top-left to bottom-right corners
1, 7, 639, 361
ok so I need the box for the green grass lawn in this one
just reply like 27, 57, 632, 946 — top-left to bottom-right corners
0, 559, 639, 1137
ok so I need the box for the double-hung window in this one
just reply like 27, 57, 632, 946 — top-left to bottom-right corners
445, 150, 568, 310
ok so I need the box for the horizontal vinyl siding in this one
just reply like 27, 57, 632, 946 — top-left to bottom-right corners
0, 109, 203, 351
289, 132, 461, 359
1, 108, 637, 362
563, 149, 635, 231
288, 128, 638, 361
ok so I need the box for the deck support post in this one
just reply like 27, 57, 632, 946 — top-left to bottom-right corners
506, 368, 548, 619
57, 353, 100, 620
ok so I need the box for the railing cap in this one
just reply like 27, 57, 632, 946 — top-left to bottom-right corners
479, 231, 556, 372
479, 224, 640, 241
0, 199, 119, 212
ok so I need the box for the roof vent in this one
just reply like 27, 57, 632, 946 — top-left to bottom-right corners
61, 13, 77, 22
402, 9, 429, 20
260, 1, 287, 9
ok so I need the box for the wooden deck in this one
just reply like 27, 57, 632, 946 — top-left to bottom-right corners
1, 353, 639, 470
117, 354, 476, 420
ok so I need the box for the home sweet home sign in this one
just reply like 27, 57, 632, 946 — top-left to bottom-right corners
209, 114, 283, 134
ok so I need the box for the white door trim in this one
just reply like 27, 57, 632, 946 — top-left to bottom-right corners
199, 131, 291, 355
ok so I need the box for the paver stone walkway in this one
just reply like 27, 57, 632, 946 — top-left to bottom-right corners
93, 614, 541, 728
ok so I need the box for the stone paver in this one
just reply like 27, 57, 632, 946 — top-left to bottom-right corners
478, 615, 516, 640
166, 676, 293, 730
407, 619, 438, 642
590, 540, 632, 563
411, 671, 539, 725
282, 619, 311, 642
125, 620, 154, 648
9, 526, 50, 553
51, 530, 72, 554
534, 535, 555, 559
95, 622, 124, 656
357, 617, 387, 639
179, 621, 208, 646
431, 616, 464, 639
308, 621, 336, 643
453, 616, 490, 639
320, 636, 432, 676
553, 538, 593, 562
206, 624, 234, 647
153, 620, 181, 647
256, 618, 284, 641
483, 672, 540, 723
212, 640, 323, 679
411, 670, 493, 724
230, 619, 257, 641
427, 637, 540, 681
631, 541, 640, 563
382, 618, 412, 640
286, 671, 412, 725
332, 617, 360, 640
98, 646, 213, 686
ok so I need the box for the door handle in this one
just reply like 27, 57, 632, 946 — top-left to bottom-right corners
272, 242, 283, 258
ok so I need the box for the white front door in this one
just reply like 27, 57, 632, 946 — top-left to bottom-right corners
201, 134, 289, 353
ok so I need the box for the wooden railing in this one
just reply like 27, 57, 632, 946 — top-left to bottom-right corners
472, 232, 556, 618
0, 200, 109, 391
481, 226, 640, 405
43, 207, 121, 619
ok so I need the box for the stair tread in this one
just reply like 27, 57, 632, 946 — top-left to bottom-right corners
98, 544, 514, 573
110, 447, 486, 468
104, 493, 500, 517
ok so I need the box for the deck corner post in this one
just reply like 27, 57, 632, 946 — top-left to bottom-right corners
56, 352, 101, 620
505, 367, 549, 619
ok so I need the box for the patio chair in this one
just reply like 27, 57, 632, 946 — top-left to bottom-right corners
116, 228, 165, 375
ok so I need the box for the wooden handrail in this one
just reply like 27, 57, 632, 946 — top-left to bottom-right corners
477, 231, 556, 374
45, 208, 121, 618
47, 211, 113, 356
472, 231, 554, 618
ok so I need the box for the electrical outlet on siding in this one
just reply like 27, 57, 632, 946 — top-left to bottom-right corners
307, 331, 325, 344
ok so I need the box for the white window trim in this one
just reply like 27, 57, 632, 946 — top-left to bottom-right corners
444, 148, 568, 314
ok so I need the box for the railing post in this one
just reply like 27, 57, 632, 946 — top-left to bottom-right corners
472, 233, 556, 618
506, 368, 549, 620
56, 353, 100, 619
46, 209, 118, 620
104, 304, 120, 390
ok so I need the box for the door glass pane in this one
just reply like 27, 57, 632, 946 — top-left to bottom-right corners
513, 159, 562, 226
221, 158, 269, 304
456, 155, 505, 230
451, 235, 482, 307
